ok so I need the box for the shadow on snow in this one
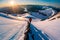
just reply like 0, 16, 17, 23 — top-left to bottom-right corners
27, 23, 51, 40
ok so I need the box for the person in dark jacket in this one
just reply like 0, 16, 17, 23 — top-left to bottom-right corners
29, 18, 32, 23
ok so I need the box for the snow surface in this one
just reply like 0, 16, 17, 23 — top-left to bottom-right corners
31, 18, 60, 40
30, 8, 56, 20
0, 11, 60, 40
0, 13, 27, 40
22, 12, 60, 40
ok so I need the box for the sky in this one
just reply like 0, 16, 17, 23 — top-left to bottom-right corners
0, 0, 60, 8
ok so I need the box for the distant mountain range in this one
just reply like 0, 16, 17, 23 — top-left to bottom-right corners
0, 5, 60, 14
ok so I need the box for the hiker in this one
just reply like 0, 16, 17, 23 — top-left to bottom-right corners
24, 18, 32, 40
29, 18, 32, 23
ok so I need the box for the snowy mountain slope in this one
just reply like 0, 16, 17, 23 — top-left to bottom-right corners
29, 8, 57, 20
21, 11, 60, 40
30, 12, 48, 20
27, 23, 51, 40
0, 10, 59, 40
48, 12, 60, 21
0, 13, 13, 19
39, 8, 56, 16
0, 16, 27, 40
0, 12, 28, 21
16, 11, 60, 40
31, 18, 60, 40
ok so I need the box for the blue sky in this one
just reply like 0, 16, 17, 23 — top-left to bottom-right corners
0, 0, 60, 8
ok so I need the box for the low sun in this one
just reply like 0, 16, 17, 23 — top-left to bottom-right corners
10, 1, 15, 6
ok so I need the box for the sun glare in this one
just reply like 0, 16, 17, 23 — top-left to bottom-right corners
10, 1, 15, 6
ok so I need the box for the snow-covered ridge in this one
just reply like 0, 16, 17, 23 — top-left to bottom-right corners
0, 12, 28, 21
